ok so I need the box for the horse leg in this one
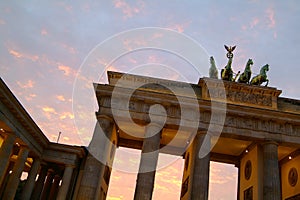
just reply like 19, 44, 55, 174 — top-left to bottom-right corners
265, 79, 269, 87
233, 71, 240, 82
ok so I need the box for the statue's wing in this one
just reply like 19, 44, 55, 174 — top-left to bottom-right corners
231, 46, 236, 51
224, 45, 229, 51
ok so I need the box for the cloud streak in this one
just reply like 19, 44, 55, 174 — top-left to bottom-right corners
113, 0, 145, 19
58, 65, 76, 77
266, 7, 276, 28
9, 49, 39, 62
17, 80, 35, 89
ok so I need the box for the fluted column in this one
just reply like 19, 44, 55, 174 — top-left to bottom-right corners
48, 174, 61, 200
2, 146, 29, 200
134, 123, 162, 200
40, 169, 55, 200
31, 164, 48, 200
0, 133, 16, 187
190, 134, 210, 200
262, 141, 281, 200
56, 165, 74, 200
21, 157, 41, 200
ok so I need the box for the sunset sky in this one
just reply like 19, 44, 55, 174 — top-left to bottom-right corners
1, 1, 300, 199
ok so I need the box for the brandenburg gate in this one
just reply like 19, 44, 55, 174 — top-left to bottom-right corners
0, 70, 300, 199
75, 71, 300, 200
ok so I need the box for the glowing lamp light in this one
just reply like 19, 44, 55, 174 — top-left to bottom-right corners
289, 156, 292, 160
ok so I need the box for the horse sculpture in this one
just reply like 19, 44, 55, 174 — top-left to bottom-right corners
221, 57, 233, 81
250, 64, 269, 86
209, 56, 218, 79
221, 57, 240, 81
238, 58, 253, 84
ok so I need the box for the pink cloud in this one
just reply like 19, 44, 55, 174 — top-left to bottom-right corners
58, 2, 72, 12
0, 19, 5, 25
41, 28, 48, 36
56, 95, 66, 101
152, 33, 164, 39
128, 57, 137, 64
9, 49, 39, 62
25, 93, 37, 101
9, 50, 22, 58
168, 21, 191, 33
17, 80, 35, 89
122, 38, 148, 51
113, 0, 145, 19
250, 17, 259, 28
59, 112, 74, 120
148, 55, 158, 63
61, 43, 77, 54
266, 7, 276, 28
58, 65, 75, 76
42, 106, 56, 114
62, 136, 70, 141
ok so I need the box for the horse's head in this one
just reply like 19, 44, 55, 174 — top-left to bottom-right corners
247, 59, 254, 66
210, 56, 215, 64
263, 64, 269, 71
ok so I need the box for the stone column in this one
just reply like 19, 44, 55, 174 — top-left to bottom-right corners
134, 124, 162, 200
56, 165, 74, 200
0, 133, 16, 187
262, 141, 281, 200
31, 164, 48, 200
77, 115, 114, 199
189, 134, 210, 200
48, 174, 61, 200
21, 157, 41, 200
40, 169, 55, 200
2, 145, 29, 200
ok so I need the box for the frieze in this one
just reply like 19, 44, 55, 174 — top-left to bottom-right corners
99, 95, 299, 138
226, 90, 272, 107
212, 113, 299, 136
108, 71, 194, 90
198, 77, 281, 109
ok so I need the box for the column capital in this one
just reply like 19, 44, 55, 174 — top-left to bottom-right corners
261, 140, 279, 146
65, 164, 76, 169
96, 114, 115, 132
46, 168, 55, 174
96, 114, 114, 123
143, 124, 163, 139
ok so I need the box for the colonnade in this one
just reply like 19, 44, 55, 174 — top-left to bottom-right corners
76, 114, 283, 200
0, 133, 75, 200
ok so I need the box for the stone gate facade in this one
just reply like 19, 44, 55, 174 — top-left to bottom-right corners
0, 71, 300, 199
